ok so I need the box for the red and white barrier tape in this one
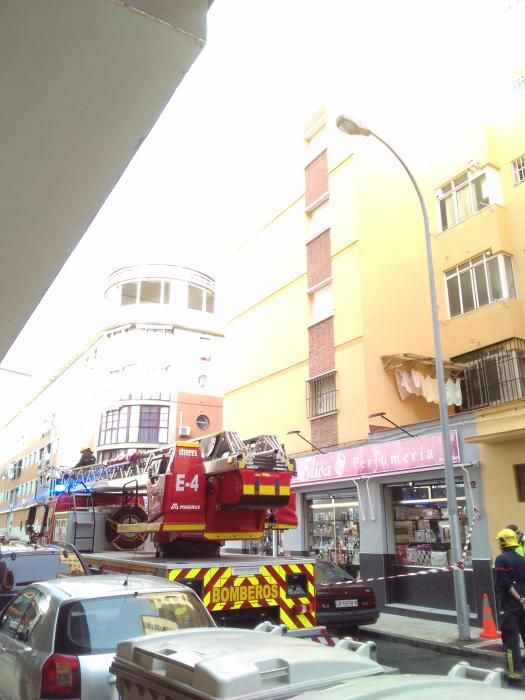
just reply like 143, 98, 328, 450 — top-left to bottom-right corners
351, 507, 480, 585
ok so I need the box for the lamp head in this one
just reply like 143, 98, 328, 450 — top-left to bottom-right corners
287, 430, 301, 436
336, 114, 371, 137
368, 412, 386, 419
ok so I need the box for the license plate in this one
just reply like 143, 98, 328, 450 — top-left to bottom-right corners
335, 599, 358, 608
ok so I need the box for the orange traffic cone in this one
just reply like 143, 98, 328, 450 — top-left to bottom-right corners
479, 593, 501, 639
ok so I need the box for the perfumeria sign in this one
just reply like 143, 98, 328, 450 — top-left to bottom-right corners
292, 431, 460, 486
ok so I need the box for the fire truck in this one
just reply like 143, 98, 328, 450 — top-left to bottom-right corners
31, 432, 316, 630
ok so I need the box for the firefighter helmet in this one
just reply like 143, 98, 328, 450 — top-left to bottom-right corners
496, 528, 519, 549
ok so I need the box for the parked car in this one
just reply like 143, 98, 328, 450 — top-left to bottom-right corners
0, 573, 215, 700
0, 540, 89, 609
315, 560, 379, 631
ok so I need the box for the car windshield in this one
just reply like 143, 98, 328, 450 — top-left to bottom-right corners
0, 545, 88, 586
315, 561, 354, 584
55, 591, 212, 655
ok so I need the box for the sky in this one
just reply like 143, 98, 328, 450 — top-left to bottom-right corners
0, 0, 501, 425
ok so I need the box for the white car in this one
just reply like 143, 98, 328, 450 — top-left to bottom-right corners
0, 573, 215, 699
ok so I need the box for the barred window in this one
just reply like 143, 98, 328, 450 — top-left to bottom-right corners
512, 154, 525, 184
453, 338, 525, 410
306, 372, 337, 418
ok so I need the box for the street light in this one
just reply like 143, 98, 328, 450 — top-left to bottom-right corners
368, 411, 415, 438
337, 114, 471, 640
286, 430, 325, 454
0, 367, 31, 377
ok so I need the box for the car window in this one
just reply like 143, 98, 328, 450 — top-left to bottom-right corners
0, 546, 87, 587
55, 590, 213, 655
0, 588, 45, 642
315, 561, 353, 584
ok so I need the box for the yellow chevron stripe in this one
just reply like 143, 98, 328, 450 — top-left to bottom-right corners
296, 613, 314, 628
204, 531, 263, 540
168, 569, 183, 581
117, 523, 205, 533
279, 608, 296, 629
260, 566, 277, 584
242, 485, 281, 496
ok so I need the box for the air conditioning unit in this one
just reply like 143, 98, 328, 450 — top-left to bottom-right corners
178, 426, 191, 437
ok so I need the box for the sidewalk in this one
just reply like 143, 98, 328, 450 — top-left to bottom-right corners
359, 612, 505, 663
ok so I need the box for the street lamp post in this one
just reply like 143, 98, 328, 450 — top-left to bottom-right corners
336, 114, 470, 640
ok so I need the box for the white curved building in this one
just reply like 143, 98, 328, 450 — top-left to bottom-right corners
0, 263, 224, 537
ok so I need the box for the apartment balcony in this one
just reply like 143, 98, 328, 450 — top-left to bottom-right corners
452, 338, 525, 412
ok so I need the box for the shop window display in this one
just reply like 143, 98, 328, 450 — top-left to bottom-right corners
391, 479, 472, 569
307, 493, 360, 576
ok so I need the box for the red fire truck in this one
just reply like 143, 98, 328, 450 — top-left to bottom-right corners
34, 432, 316, 630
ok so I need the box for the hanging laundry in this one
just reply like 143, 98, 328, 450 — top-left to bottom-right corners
421, 373, 435, 402
410, 370, 423, 396
394, 370, 410, 399
400, 370, 417, 395
452, 378, 462, 406
445, 378, 455, 406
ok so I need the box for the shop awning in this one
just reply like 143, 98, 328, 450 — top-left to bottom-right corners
381, 353, 467, 379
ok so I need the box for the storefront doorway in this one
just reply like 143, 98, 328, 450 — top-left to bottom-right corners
385, 475, 474, 610
305, 490, 360, 577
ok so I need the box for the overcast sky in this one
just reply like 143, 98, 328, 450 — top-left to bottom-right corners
0, 0, 500, 425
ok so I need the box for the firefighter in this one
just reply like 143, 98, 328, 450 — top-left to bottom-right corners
507, 524, 525, 557
495, 527, 525, 681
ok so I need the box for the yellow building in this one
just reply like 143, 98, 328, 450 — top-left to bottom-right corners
224, 34, 525, 623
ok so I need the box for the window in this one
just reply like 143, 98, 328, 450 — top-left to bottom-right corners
55, 591, 213, 656
120, 280, 170, 306
436, 167, 497, 231
196, 414, 209, 430
513, 154, 525, 184
187, 285, 214, 313
310, 283, 333, 324
140, 280, 161, 304
306, 371, 337, 418
513, 73, 525, 94
453, 338, 525, 410
121, 282, 137, 305
445, 252, 516, 318
99, 405, 169, 445
188, 285, 202, 310
308, 199, 330, 238
0, 589, 44, 641
136, 406, 165, 442
514, 464, 525, 502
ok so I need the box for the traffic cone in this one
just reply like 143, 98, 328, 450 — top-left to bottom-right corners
479, 593, 501, 639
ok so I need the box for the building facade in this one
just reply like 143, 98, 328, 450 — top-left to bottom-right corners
0, 263, 224, 538
223, 8, 525, 622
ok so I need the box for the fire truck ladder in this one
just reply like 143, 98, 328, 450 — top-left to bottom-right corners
59, 446, 176, 492
70, 491, 96, 553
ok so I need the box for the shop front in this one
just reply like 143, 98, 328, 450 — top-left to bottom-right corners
284, 417, 494, 624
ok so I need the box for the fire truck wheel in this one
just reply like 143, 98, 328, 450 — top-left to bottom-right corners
105, 505, 148, 551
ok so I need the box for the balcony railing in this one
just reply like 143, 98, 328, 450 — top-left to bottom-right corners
453, 338, 525, 411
